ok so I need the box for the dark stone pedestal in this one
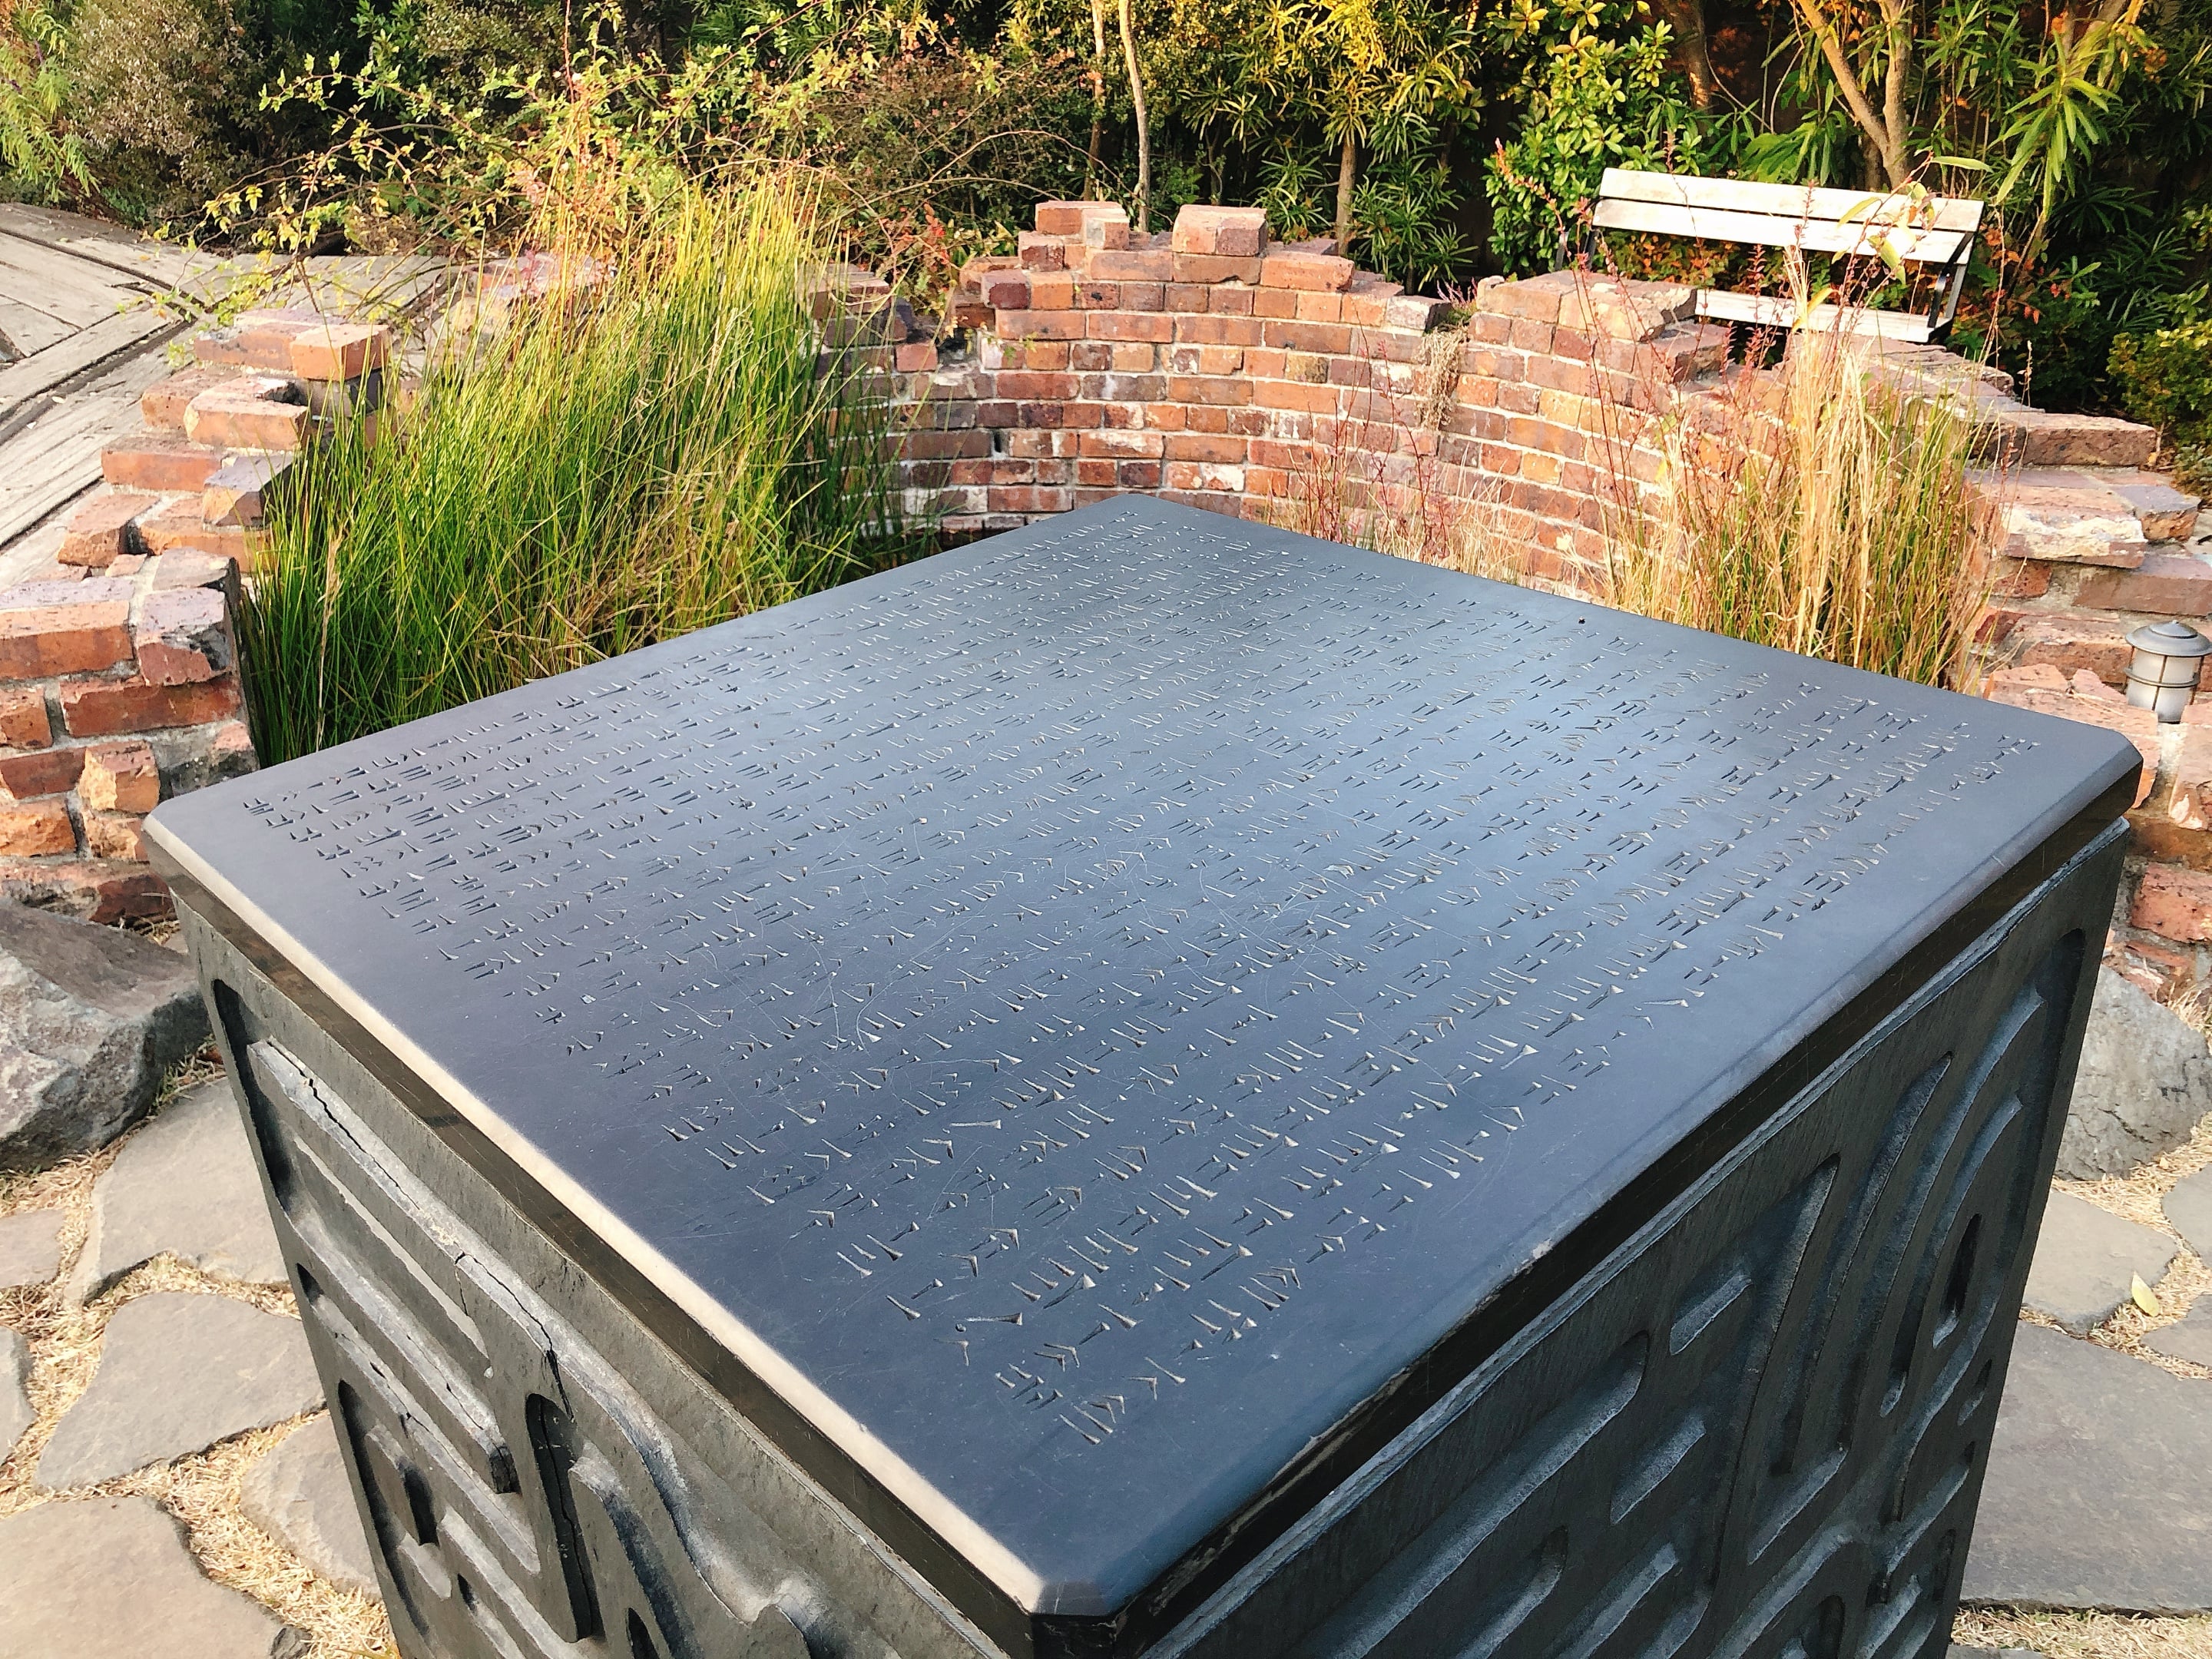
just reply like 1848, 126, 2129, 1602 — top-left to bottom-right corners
151, 498, 2137, 1659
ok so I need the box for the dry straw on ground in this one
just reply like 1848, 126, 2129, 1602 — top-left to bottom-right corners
0, 1051, 395, 1659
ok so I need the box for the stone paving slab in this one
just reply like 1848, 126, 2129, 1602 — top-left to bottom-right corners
66, 1078, 286, 1305
1963, 1324, 2212, 1611
0, 1495, 305, 1657
0, 1206, 62, 1287
2167, 1164, 2212, 1260
2, 1326, 30, 1455
240, 1415, 379, 1599
36, 1292, 321, 1488
2145, 1303, 2212, 1367
2021, 1190, 2178, 1334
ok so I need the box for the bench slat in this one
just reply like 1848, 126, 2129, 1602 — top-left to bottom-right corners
1598, 168, 1985, 235
1694, 288, 1934, 343
1592, 197, 1969, 264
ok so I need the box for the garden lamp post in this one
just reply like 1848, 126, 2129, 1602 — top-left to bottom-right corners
2124, 621, 2212, 723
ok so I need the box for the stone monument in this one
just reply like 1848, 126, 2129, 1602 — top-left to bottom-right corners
149, 498, 2138, 1659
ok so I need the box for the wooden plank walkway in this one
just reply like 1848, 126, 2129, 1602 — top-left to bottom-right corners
0, 207, 449, 565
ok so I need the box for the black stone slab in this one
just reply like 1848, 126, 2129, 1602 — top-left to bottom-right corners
147, 496, 2139, 1650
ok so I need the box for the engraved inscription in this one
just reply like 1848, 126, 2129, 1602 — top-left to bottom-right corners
217, 505, 2040, 1451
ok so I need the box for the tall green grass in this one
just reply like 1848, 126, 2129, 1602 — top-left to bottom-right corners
240, 175, 912, 763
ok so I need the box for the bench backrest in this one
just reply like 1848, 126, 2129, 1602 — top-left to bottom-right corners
1588, 168, 1987, 341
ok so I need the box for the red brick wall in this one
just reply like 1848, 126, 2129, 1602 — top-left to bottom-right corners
860, 202, 1730, 601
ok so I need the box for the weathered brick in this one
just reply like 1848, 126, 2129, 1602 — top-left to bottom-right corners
1164, 433, 1248, 464
2077, 551, 2212, 615
193, 310, 318, 370
200, 452, 295, 528
1172, 255, 1263, 285
57, 491, 161, 568
2168, 722, 2212, 831
102, 435, 223, 492
996, 310, 1087, 340
290, 322, 392, 381
1088, 312, 1174, 343
0, 578, 135, 679
2133, 863, 2212, 942
59, 674, 242, 738
1385, 295, 1452, 333
1017, 233, 1067, 271
894, 340, 939, 373
1477, 273, 1568, 323
136, 500, 250, 563
1989, 558, 2052, 599
1089, 250, 1174, 282
141, 364, 245, 430
981, 269, 1031, 309
1036, 200, 1121, 237
0, 747, 84, 801
0, 799, 75, 856
79, 739, 161, 813
1981, 608, 2135, 684
1260, 250, 1353, 293
81, 810, 147, 862
132, 586, 234, 685
0, 687, 51, 749
988, 485, 1071, 513
1171, 205, 1267, 257
184, 386, 310, 451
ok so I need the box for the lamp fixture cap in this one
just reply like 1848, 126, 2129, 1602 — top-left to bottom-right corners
2127, 619, 2212, 657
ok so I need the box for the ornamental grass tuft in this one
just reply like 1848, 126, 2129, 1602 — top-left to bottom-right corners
240, 173, 912, 763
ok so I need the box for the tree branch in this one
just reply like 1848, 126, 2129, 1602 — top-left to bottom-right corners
1789, 0, 1910, 187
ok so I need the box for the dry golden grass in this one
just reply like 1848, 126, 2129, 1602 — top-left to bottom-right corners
0, 1051, 395, 1659
1958, 1607, 2212, 1659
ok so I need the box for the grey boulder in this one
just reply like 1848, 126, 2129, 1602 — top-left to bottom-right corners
240, 1416, 380, 1598
36, 1292, 322, 1489
2021, 1190, 2177, 1336
67, 1078, 286, 1304
1963, 1324, 2212, 1612
0, 1495, 305, 1657
2056, 968, 2212, 1178
0, 905, 207, 1171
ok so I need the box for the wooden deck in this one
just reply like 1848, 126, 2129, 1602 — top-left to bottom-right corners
0, 207, 447, 573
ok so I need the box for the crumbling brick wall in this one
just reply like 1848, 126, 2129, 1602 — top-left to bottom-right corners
831, 197, 2212, 995
0, 315, 391, 921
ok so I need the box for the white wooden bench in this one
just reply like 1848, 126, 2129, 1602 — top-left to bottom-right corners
1584, 168, 1986, 344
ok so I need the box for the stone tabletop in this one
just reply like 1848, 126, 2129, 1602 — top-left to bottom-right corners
144, 496, 2141, 1616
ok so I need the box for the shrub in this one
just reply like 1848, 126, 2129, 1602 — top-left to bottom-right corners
0, 0, 90, 202
2109, 318, 2212, 453
239, 173, 916, 761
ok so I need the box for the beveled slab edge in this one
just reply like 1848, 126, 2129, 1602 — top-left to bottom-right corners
144, 820, 1052, 1615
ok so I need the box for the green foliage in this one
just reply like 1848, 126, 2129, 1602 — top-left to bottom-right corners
0, 0, 90, 201
1990, 0, 2147, 253
240, 175, 912, 760
2110, 317, 2212, 452
1484, 14, 1714, 276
